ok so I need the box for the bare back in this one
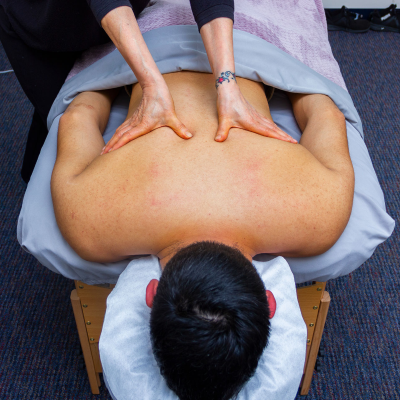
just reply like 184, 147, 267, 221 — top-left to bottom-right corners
52, 72, 354, 262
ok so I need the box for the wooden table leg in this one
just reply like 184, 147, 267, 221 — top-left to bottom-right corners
71, 289, 100, 395
300, 291, 331, 395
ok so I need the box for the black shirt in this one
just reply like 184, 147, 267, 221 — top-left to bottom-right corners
1, 0, 234, 52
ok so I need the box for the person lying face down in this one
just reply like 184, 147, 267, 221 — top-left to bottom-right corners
51, 71, 354, 399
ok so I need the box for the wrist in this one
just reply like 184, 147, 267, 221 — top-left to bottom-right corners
215, 70, 238, 90
139, 73, 166, 91
140, 79, 171, 101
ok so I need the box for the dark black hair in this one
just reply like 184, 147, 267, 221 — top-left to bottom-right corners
150, 241, 270, 400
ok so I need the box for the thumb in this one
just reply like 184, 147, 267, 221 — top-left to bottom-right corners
169, 117, 193, 139
215, 119, 232, 142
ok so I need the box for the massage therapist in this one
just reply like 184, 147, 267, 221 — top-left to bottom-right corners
0, 0, 290, 183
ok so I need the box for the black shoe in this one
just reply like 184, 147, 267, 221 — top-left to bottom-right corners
370, 4, 400, 32
325, 6, 370, 33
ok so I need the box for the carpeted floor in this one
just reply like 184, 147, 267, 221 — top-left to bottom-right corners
0, 31, 399, 400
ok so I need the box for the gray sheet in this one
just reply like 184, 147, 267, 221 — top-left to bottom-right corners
17, 26, 395, 284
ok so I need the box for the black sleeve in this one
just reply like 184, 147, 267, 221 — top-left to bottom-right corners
87, 0, 151, 25
87, 0, 233, 30
190, 0, 234, 31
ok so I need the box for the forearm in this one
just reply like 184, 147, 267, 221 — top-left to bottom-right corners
199, 17, 296, 144
200, 18, 235, 83
101, 6, 165, 90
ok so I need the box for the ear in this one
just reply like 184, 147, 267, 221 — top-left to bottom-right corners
146, 279, 159, 308
266, 290, 276, 319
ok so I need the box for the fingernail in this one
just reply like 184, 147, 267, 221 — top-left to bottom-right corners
215, 135, 222, 141
186, 132, 193, 138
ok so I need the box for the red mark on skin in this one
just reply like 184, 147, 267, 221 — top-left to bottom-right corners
150, 167, 159, 178
150, 196, 162, 207
121, 179, 129, 193
244, 159, 263, 173
71, 211, 76, 220
147, 161, 161, 180
148, 191, 182, 208
147, 160, 161, 179
240, 158, 263, 199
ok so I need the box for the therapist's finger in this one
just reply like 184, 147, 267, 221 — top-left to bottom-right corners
102, 120, 139, 154
167, 117, 193, 140
215, 119, 232, 142
244, 117, 297, 143
102, 128, 126, 154
105, 124, 153, 152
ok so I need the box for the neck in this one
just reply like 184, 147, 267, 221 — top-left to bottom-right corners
157, 235, 256, 268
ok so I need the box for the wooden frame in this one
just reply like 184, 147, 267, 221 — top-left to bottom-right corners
297, 282, 331, 395
71, 280, 330, 396
71, 282, 114, 395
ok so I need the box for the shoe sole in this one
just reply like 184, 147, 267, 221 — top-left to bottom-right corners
327, 24, 370, 33
370, 23, 400, 32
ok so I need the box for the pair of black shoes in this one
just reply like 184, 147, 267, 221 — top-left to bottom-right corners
325, 6, 370, 33
326, 4, 400, 33
370, 4, 400, 32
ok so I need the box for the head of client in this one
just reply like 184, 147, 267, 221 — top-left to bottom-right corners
146, 241, 276, 400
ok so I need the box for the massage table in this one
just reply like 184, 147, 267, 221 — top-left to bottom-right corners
17, 0, 395, 397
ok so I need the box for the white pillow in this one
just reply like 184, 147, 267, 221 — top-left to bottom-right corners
99, 255, 307, 400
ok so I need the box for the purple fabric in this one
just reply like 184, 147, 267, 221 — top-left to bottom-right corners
66, 0, 346, 90
67, 41, 116, 80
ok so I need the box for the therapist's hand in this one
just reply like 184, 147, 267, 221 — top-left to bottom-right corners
101, 84, 192, 154
100, 7, 192, 154
215, 81, 297, 143
200, 18, 297, 144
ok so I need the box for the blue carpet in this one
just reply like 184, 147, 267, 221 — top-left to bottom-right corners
0, 31, 399, 400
